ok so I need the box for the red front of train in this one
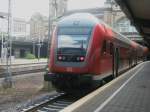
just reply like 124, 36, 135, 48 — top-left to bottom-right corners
46, 13, 147, 91
50, 23, 105, 75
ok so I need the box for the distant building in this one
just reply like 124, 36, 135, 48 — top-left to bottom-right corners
49, 0, 68, 18
104, 0, 142, 43
30, 0, 68, 41
48, 0, 68, 34
0, 12, 30, 39
0, 12, 32, 58
0, 12, 8, 34
0, 17, 7, 33
12, 18, 30, 38
30, 13, 48, 41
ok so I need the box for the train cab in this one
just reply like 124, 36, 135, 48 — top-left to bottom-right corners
50, 13, 103, 74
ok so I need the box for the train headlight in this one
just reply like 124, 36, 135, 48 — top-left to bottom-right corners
80, 57, 85, 61
58, 56, 62, 60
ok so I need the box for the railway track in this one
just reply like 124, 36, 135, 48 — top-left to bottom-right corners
18, 68, 130, 112
0, 68, 46, 78
19, 75, 114, 112
0, 63, 46, 77
21, 92, 81, 112
0, 62, 46, 66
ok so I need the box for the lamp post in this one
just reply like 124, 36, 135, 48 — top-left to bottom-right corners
43, 0, 52, 91
53, 0, 58, 18
109, 0, 115, 28
0, 15, 7, 63
32, 38, 35, 56
1, 31, 4, 62
47, 0, 52, 65
47, 0, 57, 62
0, 18, 3, 63
2, 0, 13, 88
37, 35, 41, 61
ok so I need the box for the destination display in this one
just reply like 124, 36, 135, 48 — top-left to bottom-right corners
58, 27, 92, 35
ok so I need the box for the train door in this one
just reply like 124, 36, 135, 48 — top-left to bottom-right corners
128, 49, 133, 68
133, 51, 137, 66
135, 50, 138, 65
100, 40, 113, 77
109, 43, 114, 77
113, 47, 119, 78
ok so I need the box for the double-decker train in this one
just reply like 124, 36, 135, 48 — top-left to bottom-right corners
45, 13, 148, 92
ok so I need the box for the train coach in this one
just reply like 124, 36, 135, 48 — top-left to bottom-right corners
45, 13, 148, 92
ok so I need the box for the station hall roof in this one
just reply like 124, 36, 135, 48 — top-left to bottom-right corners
115, 0, 150, 47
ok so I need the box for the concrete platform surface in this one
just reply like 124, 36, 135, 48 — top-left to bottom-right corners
61, 61, 150, 112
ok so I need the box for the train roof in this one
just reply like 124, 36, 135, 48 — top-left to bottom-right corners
100, 20, 133, 46
114, 31, 132, 46
58, 13, 99, 27
58, 13, 144, 49
100, 18, 140, 48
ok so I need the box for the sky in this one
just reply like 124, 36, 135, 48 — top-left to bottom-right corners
68, 0, 105, 10
0, 0, 105, 20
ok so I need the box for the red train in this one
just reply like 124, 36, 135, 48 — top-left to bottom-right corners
45, 13, 148, 92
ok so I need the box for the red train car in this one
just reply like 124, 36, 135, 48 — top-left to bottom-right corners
45, 13, 147, 91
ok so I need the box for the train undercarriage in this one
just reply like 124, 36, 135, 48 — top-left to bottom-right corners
44, 73, 104, 92
44, 57, 141, 93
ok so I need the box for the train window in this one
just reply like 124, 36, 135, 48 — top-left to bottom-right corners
102, 40, 106, 53
102, 41, 113, 55
110, 43, 113, 55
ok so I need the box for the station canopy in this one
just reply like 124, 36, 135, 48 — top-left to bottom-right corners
115, 0, 150, 47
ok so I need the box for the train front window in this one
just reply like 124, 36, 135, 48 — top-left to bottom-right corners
58, 35, 88, 54
57, 27, 92, 62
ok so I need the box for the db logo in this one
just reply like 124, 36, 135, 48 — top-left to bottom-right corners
66, 67, 72, 72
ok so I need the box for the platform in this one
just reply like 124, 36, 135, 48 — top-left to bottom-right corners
61, 61, 150, 112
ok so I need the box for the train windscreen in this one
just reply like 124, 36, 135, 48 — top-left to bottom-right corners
57, 27, 92, 62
